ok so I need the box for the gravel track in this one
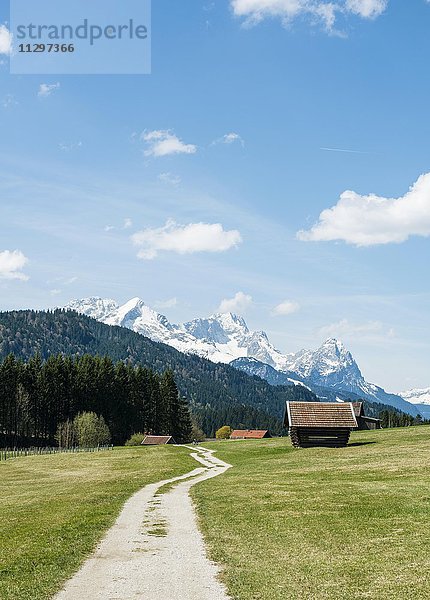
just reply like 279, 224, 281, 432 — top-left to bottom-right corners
54, 446, 232, 600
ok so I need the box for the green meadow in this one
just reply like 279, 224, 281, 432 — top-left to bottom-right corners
0, 446, 195, 600
3, 428, 430, 600
193, 427, 430, 600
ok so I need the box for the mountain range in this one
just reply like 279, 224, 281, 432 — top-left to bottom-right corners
399, 388, 430, 419
65, 297, 421, 416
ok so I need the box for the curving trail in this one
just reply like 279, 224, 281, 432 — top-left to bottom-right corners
54, 446, 232, 600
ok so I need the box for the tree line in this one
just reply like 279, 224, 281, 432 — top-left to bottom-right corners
0, 354, 192, 447
378, 409, 427, 429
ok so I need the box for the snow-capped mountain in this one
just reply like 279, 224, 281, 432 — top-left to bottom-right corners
182, 313, 293, 370
64, 297, 293, 367
399, 388, 430, 405
66, 297, 119, 321
233, 341, 419, 416
64, 296, 419, 415
283, 339, 362, 387
280, 338, 413, 410
399, 389, 430, 419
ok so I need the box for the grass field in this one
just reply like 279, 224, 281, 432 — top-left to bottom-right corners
0, 446, 195, 600
193, 427, 430, 600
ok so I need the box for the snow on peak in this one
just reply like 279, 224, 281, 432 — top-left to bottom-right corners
212, 312, 249, 332
281, 337, 362, 385
399, 388, 430, 405
321, 338, 347, 352
103, 297, 175, 340
65, 297, 119, 321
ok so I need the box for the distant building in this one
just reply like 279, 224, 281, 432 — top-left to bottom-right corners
230, 429, 271, 440
141, 435, 175, 445
284, 402, 358, 448
352, 402, 382, 430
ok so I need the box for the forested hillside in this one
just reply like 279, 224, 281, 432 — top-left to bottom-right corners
0, 310, 317, 436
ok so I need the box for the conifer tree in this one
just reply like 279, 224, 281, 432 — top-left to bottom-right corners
160, 370, 192, 443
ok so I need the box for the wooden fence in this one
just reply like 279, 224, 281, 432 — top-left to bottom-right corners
0, 445, 113, 461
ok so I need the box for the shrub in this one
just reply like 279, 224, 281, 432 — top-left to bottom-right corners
216, 425, 232, 440
125, 433, 146, 446
73, 412, 111, 447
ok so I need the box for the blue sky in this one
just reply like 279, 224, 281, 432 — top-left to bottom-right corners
1, 0, 430, 392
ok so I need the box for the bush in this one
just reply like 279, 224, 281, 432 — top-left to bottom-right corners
125, 433, 146, 446
74, 412, 111, 447
216, 425, 232, 440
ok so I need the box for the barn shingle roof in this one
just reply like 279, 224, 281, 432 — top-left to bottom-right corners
285, 402, 358, 429
141, 435, 174, 445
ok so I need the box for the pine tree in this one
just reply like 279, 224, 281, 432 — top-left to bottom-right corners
160, 371, 192, 443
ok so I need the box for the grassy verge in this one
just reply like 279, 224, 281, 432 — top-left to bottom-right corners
0, 446, 195, 600
193, 428, 430, 599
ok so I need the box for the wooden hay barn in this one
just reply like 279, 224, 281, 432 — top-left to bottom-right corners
141, 435, 175, 445
230, 429, 271, 440
352, 402, 382, 430
285, 402, 358, 448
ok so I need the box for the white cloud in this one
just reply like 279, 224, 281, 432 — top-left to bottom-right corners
50, 289, 62, 296
230, 0, 388, 30
38, 82, 60, 97
142, 130, 197, 158
319, 319, 395, 340
104, 225, 115, 232
0, 250, 29, 281
272, 300, 300, 316
154, 297, 178, 309
0, 25, 12, 55
297, 173, 430, 246
123, 218, 133, 229
345, 0, 387, 18
212, 132, 245, 147
132, 220, 242, 260
158, 172, 181, 185
218, 291, 253, 314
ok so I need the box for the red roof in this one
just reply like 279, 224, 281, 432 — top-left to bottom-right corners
141, 435, 175, 445
230, 430, 270, 439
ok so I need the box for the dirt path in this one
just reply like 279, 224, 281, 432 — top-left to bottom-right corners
54, 446, 232, 600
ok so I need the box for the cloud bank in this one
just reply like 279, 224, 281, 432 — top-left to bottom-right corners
297, 173, 430, 246
132, 220, 242, 260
